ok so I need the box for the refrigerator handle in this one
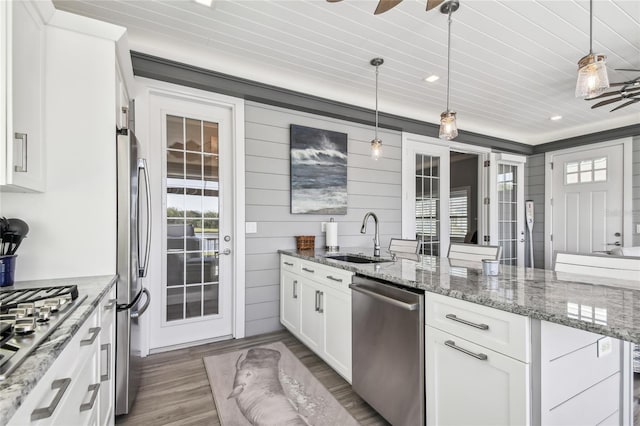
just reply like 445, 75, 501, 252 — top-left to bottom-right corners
137, 158, 152, 278
131, 288, 150, 319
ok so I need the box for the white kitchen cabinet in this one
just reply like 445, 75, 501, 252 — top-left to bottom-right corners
425, 325, 529, 426
9, 289, 116, 426
1, 0, 46, 192
280, 269, 300, 333
279, 255, 353, 382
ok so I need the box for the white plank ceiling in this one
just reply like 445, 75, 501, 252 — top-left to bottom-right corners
53, 0, 640, 145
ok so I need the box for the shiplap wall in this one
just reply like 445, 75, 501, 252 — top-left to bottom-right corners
524, 153, 545, 268
244, 101, 402, 336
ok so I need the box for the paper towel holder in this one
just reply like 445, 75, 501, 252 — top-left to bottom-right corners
325, 217, 339, 252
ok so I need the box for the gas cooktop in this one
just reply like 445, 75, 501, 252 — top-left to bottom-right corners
0, 285, 87, 380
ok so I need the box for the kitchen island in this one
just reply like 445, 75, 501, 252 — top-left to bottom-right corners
279, 248, 639, 425
0, 275, 116, 425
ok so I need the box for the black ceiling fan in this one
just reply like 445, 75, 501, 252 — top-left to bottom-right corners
587, 69, 640, 112
326, 0, 447, 15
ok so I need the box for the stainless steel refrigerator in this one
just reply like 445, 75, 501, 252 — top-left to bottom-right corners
115, 128, 151, 416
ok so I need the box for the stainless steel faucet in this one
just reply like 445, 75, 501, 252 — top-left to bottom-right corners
361, 212, 380, 257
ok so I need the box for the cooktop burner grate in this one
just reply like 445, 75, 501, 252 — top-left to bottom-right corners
0, 285, 78, 313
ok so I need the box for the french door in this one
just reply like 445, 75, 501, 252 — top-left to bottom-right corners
148, 92, 234, 350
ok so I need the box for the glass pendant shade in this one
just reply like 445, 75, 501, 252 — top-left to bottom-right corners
575, 53, 609, 98
439, 111, 458, 140
371, 138, 382, 160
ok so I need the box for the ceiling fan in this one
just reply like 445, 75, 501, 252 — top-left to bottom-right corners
587, 69, 640, 112
326, 0, 448, 15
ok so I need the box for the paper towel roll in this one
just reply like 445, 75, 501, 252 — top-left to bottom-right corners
325, 221, 338, 250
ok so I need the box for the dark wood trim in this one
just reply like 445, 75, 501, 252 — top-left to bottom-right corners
131, 51, 533, 155
532, 124, 640, 154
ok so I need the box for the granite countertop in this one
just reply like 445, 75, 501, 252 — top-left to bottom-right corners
0, 275, 117, 424
279, 248, 640, 344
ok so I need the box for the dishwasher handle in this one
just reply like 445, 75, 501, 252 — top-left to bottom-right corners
349, 284, 418, 311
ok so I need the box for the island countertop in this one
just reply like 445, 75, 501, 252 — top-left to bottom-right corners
0, 275, 116, 425
279, 248, 640, 344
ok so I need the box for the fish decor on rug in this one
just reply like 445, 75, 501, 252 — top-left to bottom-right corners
228, 348, 308, 425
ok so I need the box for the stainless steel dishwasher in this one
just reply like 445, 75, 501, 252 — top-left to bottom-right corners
349, 274, 425, 426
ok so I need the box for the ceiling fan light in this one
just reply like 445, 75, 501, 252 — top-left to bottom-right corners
575, 53, 609, 98
439, 111, 458, 140
371, 138, 382, 160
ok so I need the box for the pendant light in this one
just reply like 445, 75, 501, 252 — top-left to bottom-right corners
370, 57, 383, 160
439, 0, 459, 141
575, 0, 609, 98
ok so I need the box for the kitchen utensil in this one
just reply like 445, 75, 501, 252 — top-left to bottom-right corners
9, 234, 24, 255
7, 218, 29, 238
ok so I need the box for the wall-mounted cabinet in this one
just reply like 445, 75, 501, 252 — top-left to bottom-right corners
1, 1, 46, 192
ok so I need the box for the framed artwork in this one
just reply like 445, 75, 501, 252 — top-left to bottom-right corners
290, 124, 348, 214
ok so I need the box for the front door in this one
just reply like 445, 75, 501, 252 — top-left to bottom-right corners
550, 143, 624, 258
148, 93, 234, 350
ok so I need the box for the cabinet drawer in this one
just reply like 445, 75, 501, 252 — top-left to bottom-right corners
281, 255, 299, 271
425, 292, 530, 362
298, 260, 353, 293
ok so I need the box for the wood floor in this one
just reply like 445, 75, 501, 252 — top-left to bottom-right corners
116, 330, 388, 426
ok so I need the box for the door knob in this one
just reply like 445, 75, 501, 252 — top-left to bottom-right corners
606, 242, 621, 246
220, 248, 231, 255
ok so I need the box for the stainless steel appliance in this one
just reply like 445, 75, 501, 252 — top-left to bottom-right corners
115, 128, 151, 416
0, 285, 86, 379
350, 275, 425, 426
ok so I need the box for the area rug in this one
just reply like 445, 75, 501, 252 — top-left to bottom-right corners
203, 341, 359, 426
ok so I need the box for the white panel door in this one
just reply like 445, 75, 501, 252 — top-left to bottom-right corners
148, 92, 234, 349
551, 144, 623, 255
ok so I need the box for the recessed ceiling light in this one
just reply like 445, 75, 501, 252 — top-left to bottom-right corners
424, 75, 439, 83
194, 0, 213, 6
549, 115, 563, 121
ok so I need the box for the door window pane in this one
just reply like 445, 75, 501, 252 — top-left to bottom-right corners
416, 154, 440, 256
165, 115, 221, 322
498, 164, 518, 266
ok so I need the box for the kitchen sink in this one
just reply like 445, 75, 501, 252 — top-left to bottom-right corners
325, 254, 391, 264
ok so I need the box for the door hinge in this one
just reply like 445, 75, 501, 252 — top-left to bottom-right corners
484, 235, 490, 243
550, 162, 554, 170
484, 160, 490, 167
550, 198, 553, 206
484, 197, 490, 205
550, 234, 553, 242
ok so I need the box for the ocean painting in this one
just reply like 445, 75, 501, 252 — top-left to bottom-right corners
290, 125, 348, 215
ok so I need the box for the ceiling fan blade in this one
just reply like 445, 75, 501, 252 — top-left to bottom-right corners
614, 68, 640, 72
426, 0, 445, 11
326, 0, 343, 2
591, 96, 625, 108
374, 0, 402, 14
587, 86, 640, 100
610, 99, 640, 112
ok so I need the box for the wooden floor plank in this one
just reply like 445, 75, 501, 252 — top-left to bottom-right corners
116, 330, 388, 426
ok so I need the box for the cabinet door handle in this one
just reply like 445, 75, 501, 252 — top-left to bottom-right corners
318, 291, 324, 314
31, 378, 71, 421
284, 261, 294, 266
314, 290, 319, 312
302, 267, 315, 274
445, 340, 488, 361
326, 275, 343, 283
101, 343, 111, 382
80, 327, 101, 346
445, 314, 489, 330
292, 280, 298, 299
79, 383, 101, 412
14, 133, 28, 173
104, 298, 117, 311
